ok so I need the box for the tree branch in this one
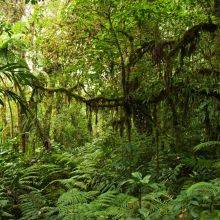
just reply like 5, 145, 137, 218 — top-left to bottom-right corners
126, 23, 218, 69
169, 23, 218, 58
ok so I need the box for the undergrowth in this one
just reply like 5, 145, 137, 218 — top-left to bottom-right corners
0, 137, 219, 220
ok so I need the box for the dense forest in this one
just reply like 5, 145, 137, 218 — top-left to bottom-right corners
0, 0, 219, 219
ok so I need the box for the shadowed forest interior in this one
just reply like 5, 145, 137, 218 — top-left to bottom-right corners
0, 0, 220, 219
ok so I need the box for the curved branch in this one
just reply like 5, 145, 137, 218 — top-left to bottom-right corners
127, 23, 218, 69
34, 84, 124, 108
35, 85, 86, 102
147, 84, 220, 104
34, 82, 219, 109
169, 23, 218, 58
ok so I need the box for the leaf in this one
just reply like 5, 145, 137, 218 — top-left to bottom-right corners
131, 172, 142, 181
139, 208, 150, 219
140, 175, 151, 184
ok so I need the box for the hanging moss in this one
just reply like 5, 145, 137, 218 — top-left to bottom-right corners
86, 105, 93, 134
170, 23, 218, 59
33, 20, 220, 141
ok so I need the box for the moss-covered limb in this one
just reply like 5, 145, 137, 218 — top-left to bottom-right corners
147, 84, 220, 104
86, 97, 124, 109
127, 23, 218, 70
127, 40, 155, 68
106, 11, 127, 95
34, 85, 87, 103
34, 84, 124, 108
84, 84, 220, 111
126, 40, 174, 69
34, 81, 219, 111
85, 96, 123, 104
169, 23, 218, 58
196, 68, 220, 76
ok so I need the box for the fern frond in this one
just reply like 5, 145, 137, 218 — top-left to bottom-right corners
194, 141, 220, 152
19, 191, 47, 220
58, 188, 95, 207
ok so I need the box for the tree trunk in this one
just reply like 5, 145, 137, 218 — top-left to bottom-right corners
1, 96, 7, 144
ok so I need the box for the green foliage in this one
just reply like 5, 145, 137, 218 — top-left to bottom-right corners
129, 172, 151, 185
58, 189, 136, 220
19, 191, 54, 220
170, 180, 220, 219
194, 141, 220, 152
0, 0, 219, 219
0, 139, 220, 220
